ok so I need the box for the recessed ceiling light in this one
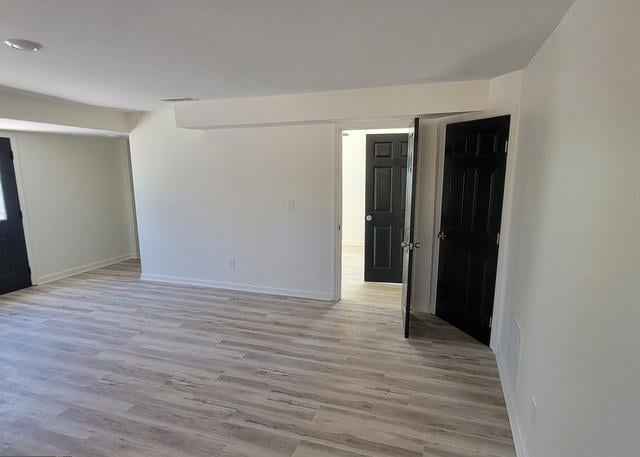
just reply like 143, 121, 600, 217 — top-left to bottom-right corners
4, 39, 43, 52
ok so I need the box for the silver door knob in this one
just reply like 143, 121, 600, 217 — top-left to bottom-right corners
437, 231, 447, 240
414, 242, 421, 248
400, 241, 408, 248
365, 215, 373, 221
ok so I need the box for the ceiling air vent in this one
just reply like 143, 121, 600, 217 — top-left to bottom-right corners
160, 97, 198, 103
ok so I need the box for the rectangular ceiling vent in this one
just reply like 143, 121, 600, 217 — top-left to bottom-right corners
160, 97, 198, 103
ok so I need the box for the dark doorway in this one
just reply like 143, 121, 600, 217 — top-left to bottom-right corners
364, 133, 408, 283
0, 138, 31, 295
435, 116, 510, 345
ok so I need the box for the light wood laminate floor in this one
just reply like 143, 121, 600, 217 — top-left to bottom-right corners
0, 248, 515, 457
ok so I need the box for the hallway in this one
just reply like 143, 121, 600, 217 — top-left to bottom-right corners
341, 244, 403, 306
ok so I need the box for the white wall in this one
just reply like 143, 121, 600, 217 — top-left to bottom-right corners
129, 109, 336, 300
489, 71, 524, 108
341, 131, 366, 246
495, 1, 639, 456
341, 128, 411, 247
175, 80, 488, 129
2, 131, 137, 283
0, 86, 130, 134
129, 101, 446, 307
410, 120, 440, 314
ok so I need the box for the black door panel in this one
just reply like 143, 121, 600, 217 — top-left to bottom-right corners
0, 138, 31, 295
364, 134, 408, 283
400, 118, 420, 338
436, 116, 510, 345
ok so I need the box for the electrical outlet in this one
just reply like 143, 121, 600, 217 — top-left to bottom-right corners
287, 199, 296, 211
227, 258, 235, 270
530, 397, 537, 428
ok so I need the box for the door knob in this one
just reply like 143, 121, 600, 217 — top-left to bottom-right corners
437, 231, 447, 240
365, 215, 373, 222
400, 241, 408, 248
414, 242, 421, 248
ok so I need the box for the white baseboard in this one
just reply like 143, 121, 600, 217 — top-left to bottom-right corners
496, 352, 528, 457
140, 273, 335, 301
34, 253, 138, 285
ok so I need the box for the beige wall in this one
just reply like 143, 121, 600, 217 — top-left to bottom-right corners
495, 1, 639, 456
410, 120, 440, 314
0, 86, 129, 134
3, 131, 137, 283
129, 108, 441, 307
341, 128, 411, 247
130, 109, 337, 300
341, 131, 366, 246
175, 80, 488, 129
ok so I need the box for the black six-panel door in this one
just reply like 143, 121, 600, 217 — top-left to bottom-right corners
364, 134, 408, 283
435, 116, 510, 345
0, 138, 31, 295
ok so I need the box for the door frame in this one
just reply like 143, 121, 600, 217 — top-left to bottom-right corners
0, 132, 35, 286
332, 119, 413, 302
428, 105, 521, 351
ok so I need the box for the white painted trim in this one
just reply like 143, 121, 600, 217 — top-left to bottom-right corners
332, 124, 342, 301
342, 241, 365, 247
497, 353, 528, 457
140, 273, 334, 301
34, 253, 137, 285
427, 106, 521, 352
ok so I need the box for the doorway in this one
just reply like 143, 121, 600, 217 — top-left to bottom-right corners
340, 128, 409, 304
0, 137, 31, 295
435, 115, 511, 345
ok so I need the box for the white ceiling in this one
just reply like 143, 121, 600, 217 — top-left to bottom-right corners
0, 0, 574, 111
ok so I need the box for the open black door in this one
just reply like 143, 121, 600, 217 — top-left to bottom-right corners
435, 116, 510, 345
0, 138, 31, 295
364, 133, 409, 283
400, 118, 420, 338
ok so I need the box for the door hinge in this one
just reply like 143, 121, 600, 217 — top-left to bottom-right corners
496, 232, 501, 246
504, 140, 509, 154
18, 209, 23, 220
489, 316, 493, 328
9, 149, 14, 160
27, 266, 31, 276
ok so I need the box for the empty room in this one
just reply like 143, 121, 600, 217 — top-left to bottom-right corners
0, 1, 637, 456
